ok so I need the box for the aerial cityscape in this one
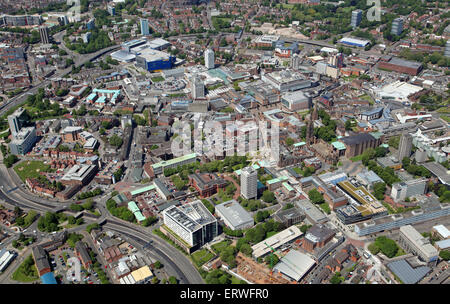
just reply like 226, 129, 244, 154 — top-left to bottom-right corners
0, 0, 449, 287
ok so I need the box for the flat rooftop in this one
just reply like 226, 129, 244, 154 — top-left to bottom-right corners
216, 200, 253, 228
252, 225, 302, 259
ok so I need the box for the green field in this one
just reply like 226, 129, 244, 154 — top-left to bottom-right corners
14, 161, 52, 182
11, 255, 39, 283
191, 249, 215, 267
211, 240, 231, 254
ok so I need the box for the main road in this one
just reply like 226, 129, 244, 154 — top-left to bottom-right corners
0, 161, 204, 284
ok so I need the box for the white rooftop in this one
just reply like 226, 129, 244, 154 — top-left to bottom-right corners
251, 226, 302, 259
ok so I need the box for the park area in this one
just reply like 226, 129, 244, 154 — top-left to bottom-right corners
11, 255, 39, 283
191, 249, 215, 267
14, 161, 52, 182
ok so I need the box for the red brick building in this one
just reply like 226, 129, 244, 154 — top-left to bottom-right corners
189, 172, 228, 198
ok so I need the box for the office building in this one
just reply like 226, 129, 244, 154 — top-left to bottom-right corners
391, 18, 403, 36
398, 133, 413, 161
9, 127, 37, 155
398, 225, 438, 264
191, 76, 205, 99
351, 10, 362, 28
204, 48, 214, 69
8, 107, 27, 137
162, 200, 218, 252
216, 200, 254, 230
390, 178, 427, 202
241, 166, 257, 199
39, 26, 50, 44
140, 18, 149, 36
355, 203, 450, 236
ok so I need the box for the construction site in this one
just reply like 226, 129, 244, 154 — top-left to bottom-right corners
235, 252, 294, 284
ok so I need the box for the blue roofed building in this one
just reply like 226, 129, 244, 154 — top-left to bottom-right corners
40, 272, 57, 284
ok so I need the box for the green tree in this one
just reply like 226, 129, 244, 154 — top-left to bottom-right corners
262, 190, 276, 204
308, 189, 324, 204
439, 250, 450, 261
168, 276, 178, 284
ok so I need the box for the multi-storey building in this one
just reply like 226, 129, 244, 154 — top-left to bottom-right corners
39, 26, 49, 44
391, 18, 403, 36
140, 18, 149, 36
351, 10, 362, 28
241, 166, 257, 199
9, 127, 37, 155
162, 201, 218, 253
397, 133, 413, 161
204, 48, 214, 69
399, 225, 438, 264
390, 178, 427, 202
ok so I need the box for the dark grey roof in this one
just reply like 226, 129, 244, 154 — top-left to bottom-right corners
305, 224, 335, 243
387, 259, 431, 284
388, 57, 422, 69
75, 241, 91, 264
341, 133, 376, 146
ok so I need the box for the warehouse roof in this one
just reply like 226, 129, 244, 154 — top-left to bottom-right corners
387, 259, 431, 284
273, 250, 316, 281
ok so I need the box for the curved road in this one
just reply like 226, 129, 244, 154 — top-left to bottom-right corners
0, 162, 204, 284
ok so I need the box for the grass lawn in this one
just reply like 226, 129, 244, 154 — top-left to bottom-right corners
350, 155, 364, 162
319, 202, 331, 214
14, 161, 52, 182
211, 240, 231, 254
11, 255, 39, 283
151, 76, 164, 83
293, 167, 303, 174
191, 249, 214, 267
231, 275, 247, 284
